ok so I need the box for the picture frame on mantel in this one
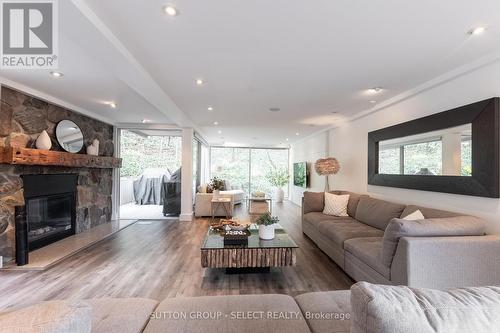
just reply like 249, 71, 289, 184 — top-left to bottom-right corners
368, 97, 500, 198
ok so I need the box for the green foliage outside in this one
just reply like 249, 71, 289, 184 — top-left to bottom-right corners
379, 138, 472, 176
120, 130, 182, 177
210, 147, 289, 196
266, 167, 289, 188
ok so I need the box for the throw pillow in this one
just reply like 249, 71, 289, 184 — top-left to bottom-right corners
198, 184, 208, 193
402, 209, 425, 220
323, 192, 350, 217
0, 301, 92, 333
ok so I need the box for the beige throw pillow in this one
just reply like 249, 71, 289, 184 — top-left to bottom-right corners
323, 192, 349, 217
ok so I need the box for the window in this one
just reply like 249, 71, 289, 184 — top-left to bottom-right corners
210, 147, 250, 194
210, 147, 289, 197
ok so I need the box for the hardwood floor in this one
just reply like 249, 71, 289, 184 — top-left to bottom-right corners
0, 201, 353, 310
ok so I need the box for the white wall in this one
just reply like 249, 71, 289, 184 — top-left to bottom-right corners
292, 55, 500, 233
289, 131, 330, 205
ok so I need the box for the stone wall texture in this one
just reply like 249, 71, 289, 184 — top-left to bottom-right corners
0, 86, 114, 264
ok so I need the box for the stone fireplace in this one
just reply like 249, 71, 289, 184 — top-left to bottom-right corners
0, 86, 115, 265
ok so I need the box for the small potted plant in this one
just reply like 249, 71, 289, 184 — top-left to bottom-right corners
210, 176, 225, 199
255, 212, 279, 240
266, 167, 289, 203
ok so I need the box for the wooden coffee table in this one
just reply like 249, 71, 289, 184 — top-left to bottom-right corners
200, 225, 298, 273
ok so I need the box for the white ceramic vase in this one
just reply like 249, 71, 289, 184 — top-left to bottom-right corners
213, 189, 220, 199
35, 130, 52, 150
275, 188, 284, 203
86, 139, 99, 156
259, 224, 275, 240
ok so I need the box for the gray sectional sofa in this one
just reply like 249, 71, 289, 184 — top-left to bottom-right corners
302, 190, 500, 289
4, 282, 500, 333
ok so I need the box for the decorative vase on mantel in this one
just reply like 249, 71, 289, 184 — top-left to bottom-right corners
35, 130, 52, 150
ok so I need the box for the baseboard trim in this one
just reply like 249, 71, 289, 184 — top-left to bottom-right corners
179, 213, 193, 222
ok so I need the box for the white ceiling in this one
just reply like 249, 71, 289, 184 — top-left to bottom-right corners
2, 0, 500, 146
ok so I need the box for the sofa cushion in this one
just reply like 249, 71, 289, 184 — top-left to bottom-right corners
381, 216, 487, 267
318, 220, 384, 247
295, 290, 351, 333
344, 237, 389, 279
401, 205, 462, 219
355, 197, 406, 230
332, 191, 368, 218
304, 212, 353, 229
144, 294, 311, 333
86, 298, 158, 333
0, 301, 92, 333
351, 282, 500, 333
303, 191, 325, 214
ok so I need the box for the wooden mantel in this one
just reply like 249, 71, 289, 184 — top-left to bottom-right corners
0, 147, 122, 169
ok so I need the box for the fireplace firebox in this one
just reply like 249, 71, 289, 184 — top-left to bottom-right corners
16, 174, 78, 265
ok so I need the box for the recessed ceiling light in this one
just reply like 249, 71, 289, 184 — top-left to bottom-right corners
207, 106, 214, 111
295, 132, 300, 136
50, 71, 63, 78
105, 102, 117, 108
163, 5, 179, 16
269, 107, 281, 112
468, 26, 486, 35
195, 79, 204, 86
213, 121, 219, 125
367, 87, 383, 94
370, 100, 377, 104
142, 119, 150, 123
217, 130, 222, 134
285, 138, 289, 141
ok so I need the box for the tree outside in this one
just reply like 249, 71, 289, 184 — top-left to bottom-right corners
120, 130, 182, 177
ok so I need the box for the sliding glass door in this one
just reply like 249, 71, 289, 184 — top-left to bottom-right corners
209, 147, 289, 198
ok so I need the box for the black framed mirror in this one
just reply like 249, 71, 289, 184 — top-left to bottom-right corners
55, 120, 84, 153
368, 98, 499, 198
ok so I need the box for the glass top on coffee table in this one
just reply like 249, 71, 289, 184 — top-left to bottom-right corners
201, 224, 298, 250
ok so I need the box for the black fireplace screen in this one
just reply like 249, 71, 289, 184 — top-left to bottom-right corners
27, 193, 74, 248
20, 174, 78, 252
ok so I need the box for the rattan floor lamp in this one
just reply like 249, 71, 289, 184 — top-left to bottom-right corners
314, 157, 340, 192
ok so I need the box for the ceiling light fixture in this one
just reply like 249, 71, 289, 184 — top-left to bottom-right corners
367, 87, 383, 94
50, 71, 64, 78
105, 102, 117, 108
207, 106, 214, 111
163, 5, 179, 16
295, 132, 300, 136
213, 121, 219, 125
142, 119, 150, 123
217, 130, 222, 134
370, 100, 377, 104
285, 138, 289, 141
195, 79, 204, 86
468, 26, 486, 35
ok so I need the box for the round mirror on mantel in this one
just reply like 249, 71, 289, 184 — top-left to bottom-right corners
55, 120, 84, 153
